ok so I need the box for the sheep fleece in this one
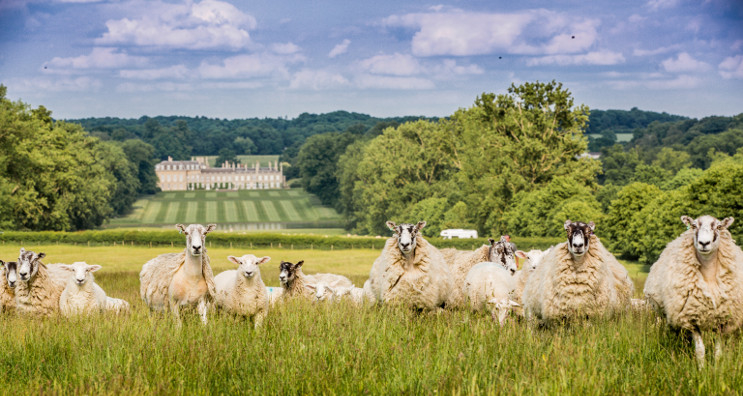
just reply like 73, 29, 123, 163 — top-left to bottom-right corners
368, 236, 453, 310
14, 264, 68, 316
523, 235, 633, 321
140, 251, 216, 311
644, 229, 743, 333
446, 245, 491, 307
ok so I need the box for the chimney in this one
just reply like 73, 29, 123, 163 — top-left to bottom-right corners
168, 156, 173, 162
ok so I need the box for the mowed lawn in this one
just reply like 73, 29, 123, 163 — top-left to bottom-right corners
1, 243, 743, 394
108, 189, 343, 228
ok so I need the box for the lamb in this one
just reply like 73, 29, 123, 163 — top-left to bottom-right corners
265, 286, 283, 306
140, 223, 217, 325
306, 282, 338, 302
512, 247, 552, 314
0, 260, 17, 314
106, 297, 131, 314
366, 221, 453, 310
644, 215, 743, 367
336, 286, 371, 305
14, 248, 69, 316
464, 263, 519, 325
308, 283, 370, 305
58, 262, 107, 316
445, 237, 525, 308
522, 220, 634, 325
214, 254, 270, 328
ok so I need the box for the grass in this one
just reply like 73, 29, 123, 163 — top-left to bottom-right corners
108, 189, 344, 230
1, 243, 742, 394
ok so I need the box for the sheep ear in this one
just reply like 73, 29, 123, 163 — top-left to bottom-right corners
305, 284, 316, 290
58, 265, 73, 272
257, 256, 271, 265
416, 221, 427, 231
719, 217, 734, 230
19, 247, 25, 255
509, 300, 520, 307
386, 221, 397, 232
488, 238, 495, 245
0, 260, 4, 268
681, 216, 695, 228
176, 224, 186, 234
227, 256, 241, 265
326, 285, 335, 293
37, 252, 46, 260
205, 224, 217, 234
564, 220, 572, 230
588, 221, 595, 232
87, 265, 102, 273
515, 250, 527, 259
295, 260, 304, 268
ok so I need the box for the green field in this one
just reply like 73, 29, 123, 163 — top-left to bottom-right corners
0, 242, 741, 394
108, 189, 343, 230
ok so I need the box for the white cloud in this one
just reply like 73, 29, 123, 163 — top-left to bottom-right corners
117, 81, 193, 93
272, 42, 301, 55
197, 53, 301, 79
383, 9, 598, 57
46, 48, 148, 71
431, 59, 483, 76
527, 51, 625, 66
9, 76, 102, 92
328, 39, 351, 58
119, 65, 190, 80
661, 52, 712, 73
359, 53, 423, 76
646, 0, 679, 11
289, 70, 350, 90
354, 75, 434, 90
96, 0, 256, 50
719, 55, 743, 79
608, 74, 702, 90
633, 45, 680, 57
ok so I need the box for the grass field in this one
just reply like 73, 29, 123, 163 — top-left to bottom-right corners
1, 242, 742, 394
108, 189, 343, 230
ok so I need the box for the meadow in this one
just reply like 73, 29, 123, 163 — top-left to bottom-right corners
108, 189, 343, 230
1, 242, 742, 394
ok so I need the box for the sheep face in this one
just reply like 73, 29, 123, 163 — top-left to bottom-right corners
176, 223, 217, 256
525, 249, 547, 270
487, 236, 522, 275
306, 283, 334, 301
228, 255, 270, 279
278, 260, 304, 286
1, 261, 19, 288
681, 215, 734, 256
59, 262, 101, 286
564, 220, 595, 258
17, 248, 46, 282
386, 220, 426, 255
488, 298, 520, 326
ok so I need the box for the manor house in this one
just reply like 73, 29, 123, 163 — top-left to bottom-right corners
155, 156, 286, 191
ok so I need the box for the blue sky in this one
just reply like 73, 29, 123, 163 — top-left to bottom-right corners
1, 0, 741, 120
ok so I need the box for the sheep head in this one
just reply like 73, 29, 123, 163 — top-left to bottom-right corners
487, 236, 524, 275
681, 215, 734, 256
278, 260, 304, 286
1, 260, 19, 288
176, 223, 217, 256
59, 262, 101, 286
386, 220, 426, 256
305, 283, 335, 302
564, 220, 595, 259
17, 248, 46, 282
487, 298, 520, 326
228, 254, 270, 279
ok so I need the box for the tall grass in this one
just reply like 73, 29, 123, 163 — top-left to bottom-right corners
0, 243, 741, 394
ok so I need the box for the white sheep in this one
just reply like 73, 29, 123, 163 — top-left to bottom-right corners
644, 215, 743, 367
306, 282, 338, 302
0, 260, 17, 314
303, 273, 354, 302
522, 220, 634, 325
140, 223, 217, 325
367, 221, 453, 310
14, 248, 69, 316
214, 254, 270, 328
58, 262, 107, 316
464, 263, 519, 325
445, 236, 525, 308
512, 247, 551, 316
105, 297, 131, 314
266, 286, 284, 306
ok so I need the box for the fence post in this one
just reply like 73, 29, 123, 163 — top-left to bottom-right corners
311, 243, 313, 250
271, 242, 273, 248
331, 244, 334, 251
279, 243, 282, 249
250, 242, 253, 249
171, 241, 174, 247
291, 244, 293, 250
230, 241, 233, 249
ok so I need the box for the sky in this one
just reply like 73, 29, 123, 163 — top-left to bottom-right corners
0, 0, 742, 120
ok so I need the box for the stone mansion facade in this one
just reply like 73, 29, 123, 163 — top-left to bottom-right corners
155, 156, 286, 191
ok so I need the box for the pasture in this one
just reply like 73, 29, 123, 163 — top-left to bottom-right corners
108, 189, 343, 230
1, 242, 743, 394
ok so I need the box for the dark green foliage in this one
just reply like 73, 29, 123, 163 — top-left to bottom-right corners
118, 139, 160, 195
214, 147, 239, 167
297, 132, 357, 207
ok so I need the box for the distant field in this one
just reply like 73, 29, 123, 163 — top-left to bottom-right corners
201, 154, 280, 167
107, 189, 343, 229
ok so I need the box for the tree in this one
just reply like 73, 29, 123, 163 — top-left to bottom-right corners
603, 182, 663, 259
296, 132, 357, 207
651, 147, 691, 173
119, 139, 160, 195
234, 136, 256, 155
215, 147, 239, 167
599, 144, 641, 185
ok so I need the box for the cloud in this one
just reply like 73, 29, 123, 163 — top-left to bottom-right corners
383, 9, 598, 57
354, 75, 435, 90
328, 39, 351, 58
646, 0, 679, 11
8, 76, 102, 92
46, 48, 148, 71
96, 0, 256, 50
527, 51, 625, 66
719, 55, 743, 79
633, 45, 681, 57
608, 74, 702, 90
197, 53, 302, 79
119, 65, 190, 80
359, 53, 423, 76
431, 59, 483, 76
289, 70, 350, 90
271, 42, 301, 55
117, 81, 193, 93
661, 52, 712, 73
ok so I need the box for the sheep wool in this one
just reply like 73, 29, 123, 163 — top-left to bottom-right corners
0, 266, 15, 314
446, 245, 493, 308
644, 228, 743, 333
14, 264, 68, 316
368, 236, 453, 310
139, 251, 216, 312
523, 235, 633, 323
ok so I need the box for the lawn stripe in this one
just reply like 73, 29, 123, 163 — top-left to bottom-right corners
197, 201, 207, 223
259, 201, 279, 222
153, 201, 169, 223
163, 201, 181, 224
279, 200, 300, 222
186, 201, 199, 223
234, 199, 247, 221
217, 201, 227, 222
273, 199, 289, 221
206, 201, 218, 223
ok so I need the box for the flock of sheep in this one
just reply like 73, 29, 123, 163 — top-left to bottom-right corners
1, 215, 741, 368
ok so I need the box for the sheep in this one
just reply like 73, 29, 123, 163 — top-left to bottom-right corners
277, 260, 313, 300
522, 220, 634, 325
367, 221, 454, 310
58, 262, 107, 316
464, 263, 520, 325
446, 236, 525, 308
0, 260, 17, 314
306, 282, 338, 302
303, 273, 354, 301
644, 215, 743, 367
214, 254, 270, 328
106, 297, 131, 314
511, 248, 551, 316
140, 223, 217, 325
308, 283, 371, 305
335, 286, 371, 305
266, 286, 283, 306
14, 248, 69, 316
